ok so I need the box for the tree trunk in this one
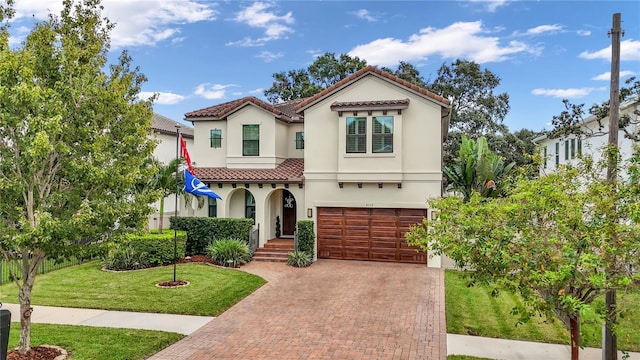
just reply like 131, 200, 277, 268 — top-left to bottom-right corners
158, 197, 164, 234
17, 251, 45, 354
570, 313, 580, 360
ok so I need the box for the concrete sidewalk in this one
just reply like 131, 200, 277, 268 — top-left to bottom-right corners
448, 333, 640, 360
0, 303, 213, 335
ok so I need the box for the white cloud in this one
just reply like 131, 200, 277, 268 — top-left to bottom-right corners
11, 0, 217, 48
591, 70, 636, 81
256, 51, 284, 62
194, 83, 236, 100
139, 91, 186, 105
523, 24, 564, 36
579, 39, 640, 62
249, 88, 264, 95
531, 87, 605, 99
467, 0, 509, 12
351, 9, 380, 22
348, 21, 536, 66
229, 2, 294, 46
577, 30, 591, 36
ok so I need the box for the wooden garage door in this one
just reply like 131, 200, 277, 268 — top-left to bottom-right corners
317, 207, 427, 264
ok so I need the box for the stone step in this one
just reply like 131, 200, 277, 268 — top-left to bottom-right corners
252, 255, 288, 263
253, 250, 291, 258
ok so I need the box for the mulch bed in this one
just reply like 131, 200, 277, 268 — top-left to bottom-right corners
7, 346, 64, 360
174, 254, 215, 265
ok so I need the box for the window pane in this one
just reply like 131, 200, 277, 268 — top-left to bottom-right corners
243, 125, 259, 156
296, 131, 304, 149
208, 197, 217, 217
210, 129, 222, 148
245, 191, 256, 222
373, 116, 393, 153
346, 117, 366, 153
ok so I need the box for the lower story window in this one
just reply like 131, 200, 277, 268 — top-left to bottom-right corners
208, 197, 217, 217
245, 191, 255, 223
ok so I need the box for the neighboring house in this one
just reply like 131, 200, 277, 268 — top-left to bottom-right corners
149, 113, 196, 230
185, 66, 451, 267
534, 98, 640, 175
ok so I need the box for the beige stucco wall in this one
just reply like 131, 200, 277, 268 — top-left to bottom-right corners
191, 120, 227, 168
286, 123, 304, 158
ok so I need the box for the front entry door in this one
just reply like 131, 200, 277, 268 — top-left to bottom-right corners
282, 190, 296, 236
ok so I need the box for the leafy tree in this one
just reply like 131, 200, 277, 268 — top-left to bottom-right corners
408, 153, 640, 360
0, 0, 156, 353
264, 52, 367, 103
443, 135, 515, 200
381, 61, 428, 88
429, 59, 510, 168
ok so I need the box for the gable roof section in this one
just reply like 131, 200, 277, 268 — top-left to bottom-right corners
185, 96, 304, 123
195, 158, 304, 184
151, 113, 194, 139
295, 66, 450, 112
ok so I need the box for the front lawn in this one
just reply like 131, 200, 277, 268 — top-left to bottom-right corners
8, 323, 182, 360
446, 270, 640, 351
0, 261, 266, 316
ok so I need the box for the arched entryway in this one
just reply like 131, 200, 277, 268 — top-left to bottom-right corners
281, 189, 297, 237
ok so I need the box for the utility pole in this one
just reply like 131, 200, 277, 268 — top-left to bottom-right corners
603, 12, 622, 360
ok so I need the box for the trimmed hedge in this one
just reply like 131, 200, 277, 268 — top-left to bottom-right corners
297, 220, 315, 255
170, 217, 254, 255
125, 231, 187, 266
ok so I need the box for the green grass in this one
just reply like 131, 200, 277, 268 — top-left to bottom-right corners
448, 356, 494, 360
0, 261, 266, 316
446, 270, 640, 351
7, 323, 182, 360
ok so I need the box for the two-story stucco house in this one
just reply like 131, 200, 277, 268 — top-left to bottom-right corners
185, 66, 451, 267
534, 98, 639, 176
149, 113, 196, 229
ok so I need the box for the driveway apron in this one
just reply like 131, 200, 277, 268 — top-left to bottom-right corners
148, 259, 446, 360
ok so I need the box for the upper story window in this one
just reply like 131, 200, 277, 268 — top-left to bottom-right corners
346, 117, 366, 153
295, 131, 304, 149
210, 129, 222, 148
243, 124, 259, 156
372, 116, 393, 153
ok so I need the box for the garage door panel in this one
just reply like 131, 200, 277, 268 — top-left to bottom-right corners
371, 240, 398, 249
317, 207, 427, 264
370, 251, 399, 261
343, 249, 370, 260
344, 239, 370, 248
343, 208, 370, 216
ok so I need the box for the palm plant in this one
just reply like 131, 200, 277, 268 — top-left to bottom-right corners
443, 135, 515, 201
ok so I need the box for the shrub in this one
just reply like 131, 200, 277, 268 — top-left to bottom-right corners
170, 217, 254, 255
103, 244, 149, 271
296, 220, 315, 254
125, 231, 186, 266
206, 239, 251, 267
287, 251, 312, 268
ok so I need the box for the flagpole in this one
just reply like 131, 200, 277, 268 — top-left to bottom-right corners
174, 125, 180, 283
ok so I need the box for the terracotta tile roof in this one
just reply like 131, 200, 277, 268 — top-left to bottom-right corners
295, 66, 450, 112
330, 99, 410, 110
185, 97, 305, 122
151, 113, 194, 139
195, 158, 304, 183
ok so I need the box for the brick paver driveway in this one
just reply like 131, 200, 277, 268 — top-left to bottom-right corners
149, 260, 446, 360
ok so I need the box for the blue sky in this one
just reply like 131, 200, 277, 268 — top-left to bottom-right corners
8, 0, 640, 132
